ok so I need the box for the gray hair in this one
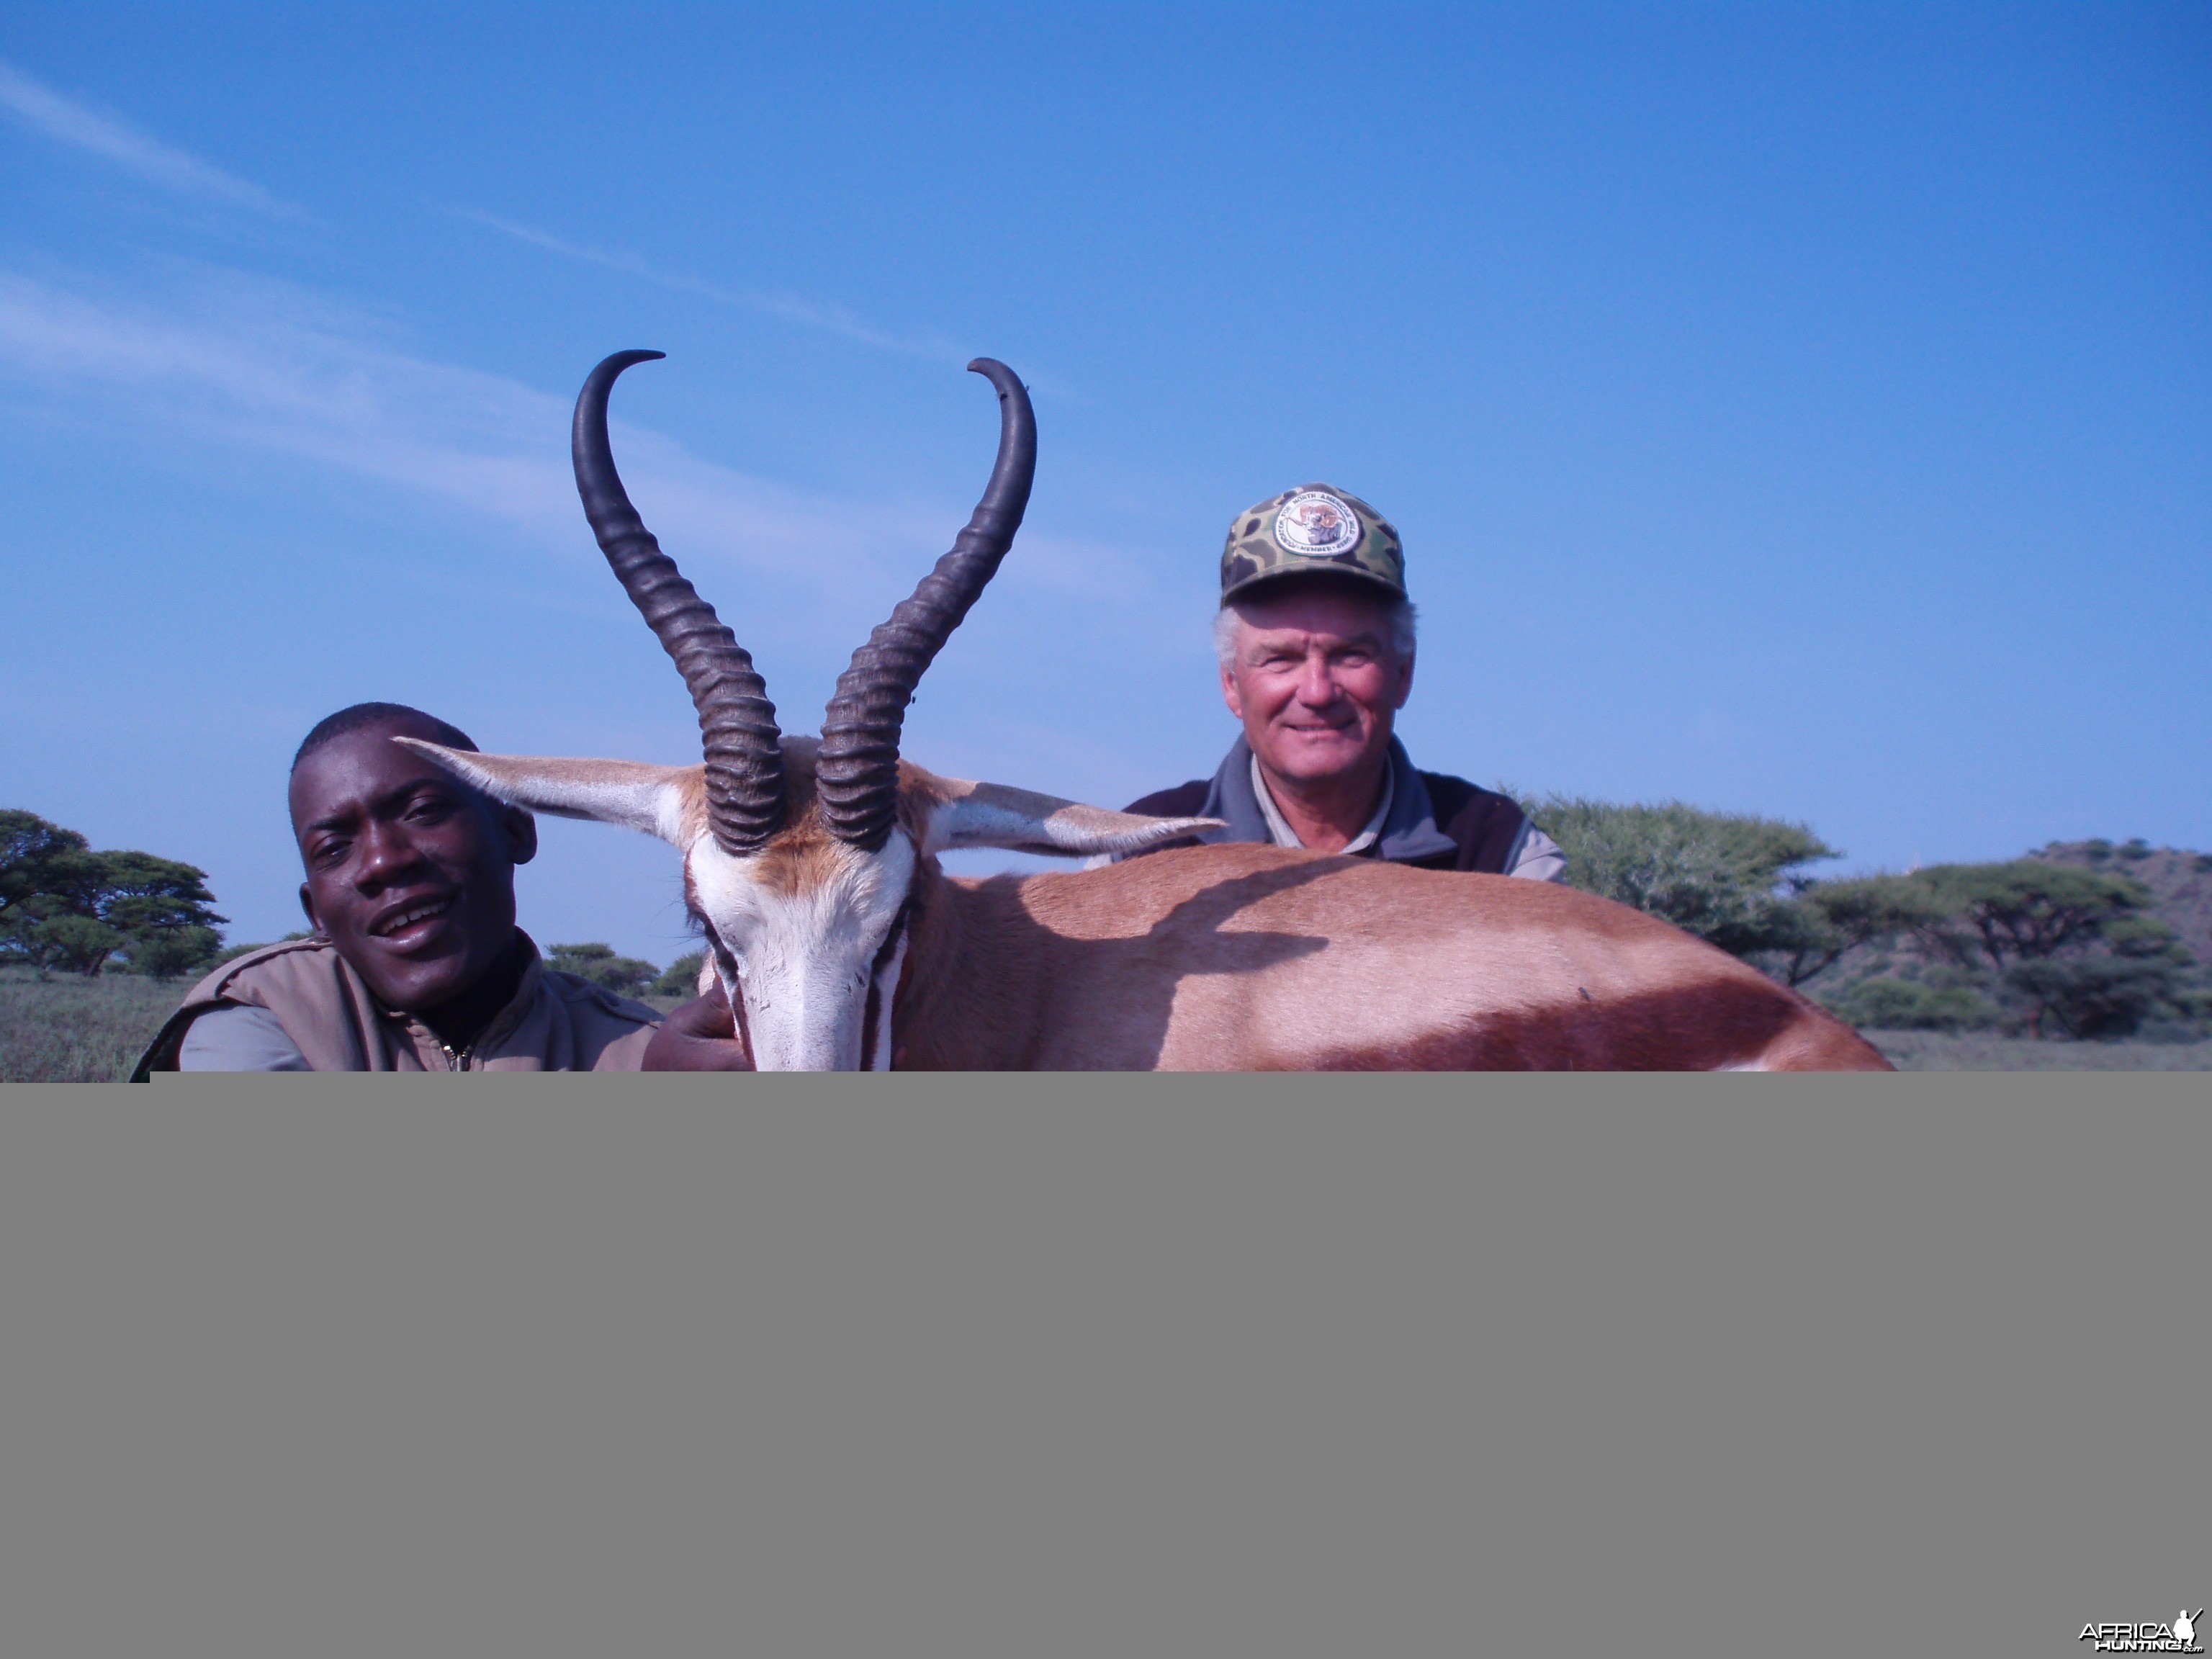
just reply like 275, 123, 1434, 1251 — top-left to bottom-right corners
1213, 594, 1419, 671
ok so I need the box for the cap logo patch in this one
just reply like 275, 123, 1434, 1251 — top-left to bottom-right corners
1272, 490, 1362, 558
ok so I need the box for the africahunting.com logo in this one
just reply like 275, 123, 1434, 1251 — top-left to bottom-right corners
2081, 1611, 2203, 1653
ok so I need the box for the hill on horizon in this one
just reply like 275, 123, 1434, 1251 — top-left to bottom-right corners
2029, 840, 2212, 968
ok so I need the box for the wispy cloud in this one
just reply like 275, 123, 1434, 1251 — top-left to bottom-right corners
0, 58, 305, 219
450, 207, 970, 365
0, 264, 933, 585
0, 261, 1133, 631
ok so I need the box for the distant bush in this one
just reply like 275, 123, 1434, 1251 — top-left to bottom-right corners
1523, 796, 1838, 958
1522, 796, 1941, 988
1826, 976, 2001, 1033
2001, 948, 2206, 1041
546, 942, 662, 998
1521, 797, 2209, 1040
652, 951, 709, 999
208, 933, 314, 970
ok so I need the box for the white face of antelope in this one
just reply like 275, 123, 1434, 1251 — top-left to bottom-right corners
395, 737, 1220, 1071
685, 824, 915, 1072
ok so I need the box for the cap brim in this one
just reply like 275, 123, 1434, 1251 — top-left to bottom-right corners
1220, 562, 1406, 603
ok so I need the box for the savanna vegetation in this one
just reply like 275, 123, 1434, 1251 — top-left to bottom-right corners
6, 800, 2208, 1080
544, 942, 707, 1002
1522, 798, 2212, 1047
2, 809, 229, 979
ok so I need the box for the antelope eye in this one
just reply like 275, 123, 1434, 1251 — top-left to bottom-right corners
693, 921, 743, 980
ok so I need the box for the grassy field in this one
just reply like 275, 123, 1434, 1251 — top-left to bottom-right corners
0, 970, 183, 1082
4, 971, 2208, 1080
1866, 1029, 2212, 1071
0, 969, 693, 1082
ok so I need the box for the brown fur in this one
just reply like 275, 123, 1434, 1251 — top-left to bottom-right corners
881, 842, 1890, 1071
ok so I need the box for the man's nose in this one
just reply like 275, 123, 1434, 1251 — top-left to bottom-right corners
1295, 656, 1341, 706
354, 822, 423, 890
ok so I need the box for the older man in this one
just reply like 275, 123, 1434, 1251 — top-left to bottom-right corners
133, 703, 660, 1074
1123, 485, 1565, 878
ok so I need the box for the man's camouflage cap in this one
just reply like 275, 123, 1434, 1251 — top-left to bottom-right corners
1219, 483, 1406, 603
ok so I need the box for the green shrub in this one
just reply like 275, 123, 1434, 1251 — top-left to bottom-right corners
1524, 796, 1838, 956
652, 951, 709, 999
1824, 976, 2000, 1033
22, 914, 127, 976
2002, 953, 2203, 1041
546, 942, 662, 998
208, 932, 314, 970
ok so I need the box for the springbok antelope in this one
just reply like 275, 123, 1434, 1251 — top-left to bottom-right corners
403, 351, 1890, 1071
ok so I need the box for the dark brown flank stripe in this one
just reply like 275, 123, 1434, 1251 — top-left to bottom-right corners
1292, 977, 1807, 1071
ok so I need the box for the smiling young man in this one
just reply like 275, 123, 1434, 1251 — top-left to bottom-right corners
134, 703, 660, 1074
1121, 485, 1567, 878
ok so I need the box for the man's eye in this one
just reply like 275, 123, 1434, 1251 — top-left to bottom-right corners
311, 840, 349, 866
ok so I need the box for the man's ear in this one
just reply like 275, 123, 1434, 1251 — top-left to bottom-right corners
1393, 649, 1415, 710
500, 804, 539, 867
1221, 663, 1246, 721
297, 882, 323, 936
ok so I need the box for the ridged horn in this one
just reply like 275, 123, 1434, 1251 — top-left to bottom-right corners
573, 350, 784, 853
816, 359, 1035, 849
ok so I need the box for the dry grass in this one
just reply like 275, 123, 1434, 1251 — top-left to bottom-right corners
0, 968, 695, 1082
1867, 1029, 2212, 1071
0, 970, 183, 1082
7, 971, 2208, 1079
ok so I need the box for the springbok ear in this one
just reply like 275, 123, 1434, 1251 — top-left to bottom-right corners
920, 778, 1223, 858
395, 738, 703, 848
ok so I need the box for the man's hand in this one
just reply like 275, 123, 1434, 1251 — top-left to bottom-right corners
643, 984, 755, 1071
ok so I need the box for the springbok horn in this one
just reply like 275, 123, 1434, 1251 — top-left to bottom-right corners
573, 350, 785, 853
816, 359, 1035, 849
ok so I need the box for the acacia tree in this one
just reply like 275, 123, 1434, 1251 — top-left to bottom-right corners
1914, 862, 2148, 971
1527, 796, 1843, 959
1909, 862, 2200, 1038
0, 809, 228, 979
1763, 874, 1958, 989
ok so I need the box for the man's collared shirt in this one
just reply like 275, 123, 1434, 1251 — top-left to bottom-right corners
1249, 752, 1397, 855
1120, 737, 1568, 881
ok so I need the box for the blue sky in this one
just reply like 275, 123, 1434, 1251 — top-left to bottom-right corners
2, 4, 2206, 966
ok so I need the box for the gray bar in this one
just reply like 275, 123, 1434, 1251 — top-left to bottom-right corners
2, 1075, 2205, 1658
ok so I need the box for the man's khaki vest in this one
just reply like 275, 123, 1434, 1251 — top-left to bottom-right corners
132, 932, 658, 1077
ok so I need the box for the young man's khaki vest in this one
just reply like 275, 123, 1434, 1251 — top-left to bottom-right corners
132, 933, 658, 1077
